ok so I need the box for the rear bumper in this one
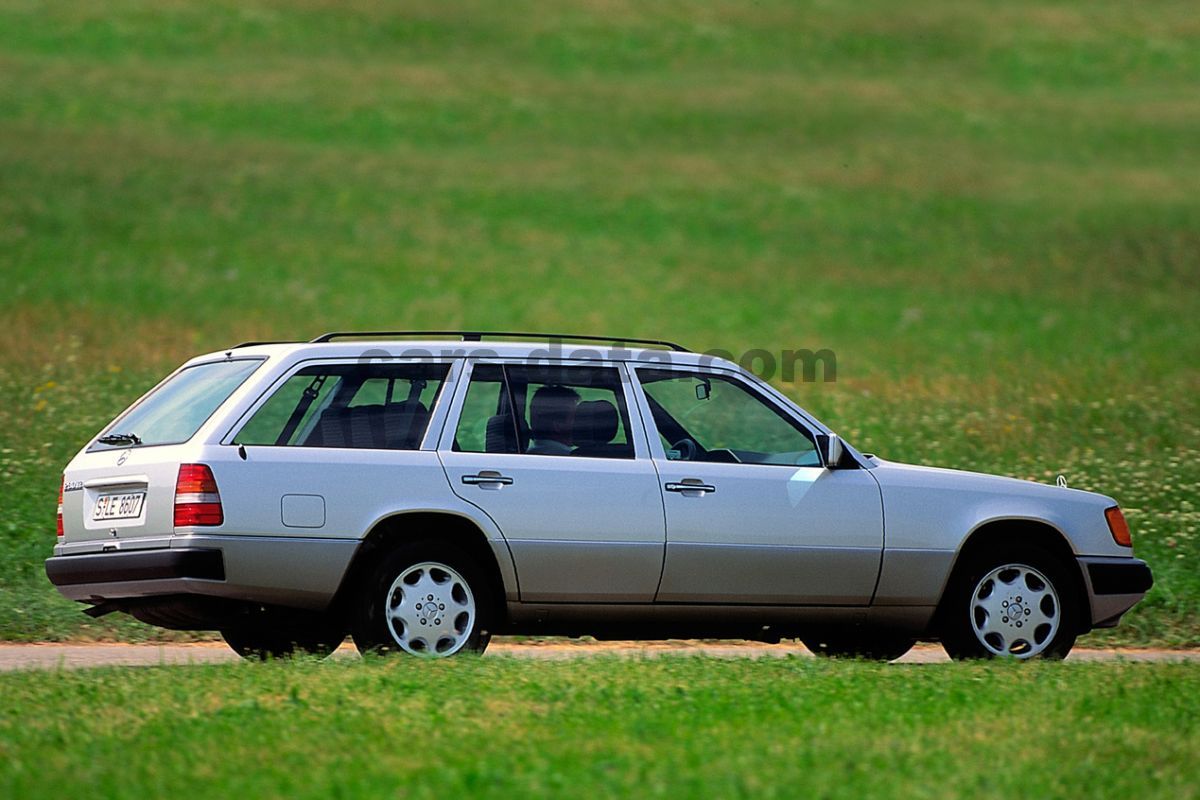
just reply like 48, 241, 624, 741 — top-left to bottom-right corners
45, 534, 360, 612
1078, 556, 1153, 629
46, 548, 225, 586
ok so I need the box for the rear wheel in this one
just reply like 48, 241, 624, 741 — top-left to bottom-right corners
940, 542, 1079, 660
221, 622, 345, 661
803, 631, 915, 661
351, 541, 492, 657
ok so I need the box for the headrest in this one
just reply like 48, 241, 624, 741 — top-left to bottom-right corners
529, 385, 580, 438
573, 400, 618, 447
485, 414, 515, 453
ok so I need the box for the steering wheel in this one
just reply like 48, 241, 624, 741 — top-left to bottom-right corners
670, 438, 698, 461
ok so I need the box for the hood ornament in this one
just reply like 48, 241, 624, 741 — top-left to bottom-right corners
117, 449, 130, 466
1056, 474, 1068, 488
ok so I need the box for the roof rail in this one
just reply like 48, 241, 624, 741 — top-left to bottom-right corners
230, 340, 301, 349
309, 331, 690, 352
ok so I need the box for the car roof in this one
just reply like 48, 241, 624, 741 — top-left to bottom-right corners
189, 339, 738, 370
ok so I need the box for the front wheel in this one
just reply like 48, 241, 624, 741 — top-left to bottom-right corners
940, 543, 1080, 660
803, 631, 915, 661
351, 541, 492, 657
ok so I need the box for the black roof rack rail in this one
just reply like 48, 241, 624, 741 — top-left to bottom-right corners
310, 331, 690, 352
230, 340, 301, 349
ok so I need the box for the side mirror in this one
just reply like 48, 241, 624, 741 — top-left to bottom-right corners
819, 433, 845, 469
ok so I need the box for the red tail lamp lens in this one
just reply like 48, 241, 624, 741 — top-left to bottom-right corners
174, 464, 223, 527
176, 464, 220, 495
56, 480, 64, 538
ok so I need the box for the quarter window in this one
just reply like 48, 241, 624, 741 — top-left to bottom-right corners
636, 369, 819, 466
236, 362, 450, 450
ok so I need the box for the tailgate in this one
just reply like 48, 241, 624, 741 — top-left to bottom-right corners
61, 447, 186, 546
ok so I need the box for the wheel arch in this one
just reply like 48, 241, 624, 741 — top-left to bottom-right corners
329, 509, 516, 627
937, 517, 1091, 634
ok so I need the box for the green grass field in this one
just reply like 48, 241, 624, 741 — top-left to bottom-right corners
0, 656, 1195, 798
1, 0, 1198, 645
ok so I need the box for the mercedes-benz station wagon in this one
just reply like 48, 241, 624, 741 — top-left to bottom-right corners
46, 332, 1152, 660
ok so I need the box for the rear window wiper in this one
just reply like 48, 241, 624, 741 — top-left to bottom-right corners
97, 432, 142, 446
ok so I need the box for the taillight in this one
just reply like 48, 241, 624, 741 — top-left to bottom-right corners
1105, 506, 1132, 547
174, 464, 223, 527
56, 479, 64, 538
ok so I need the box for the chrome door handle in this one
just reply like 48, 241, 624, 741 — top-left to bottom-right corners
462, 472, 514, 486
665, 481, 716, 494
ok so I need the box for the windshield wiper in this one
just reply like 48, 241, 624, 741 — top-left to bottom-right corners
97, 432, 142, 446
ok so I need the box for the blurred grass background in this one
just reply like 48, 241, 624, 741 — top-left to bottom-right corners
1, 0, 1197, 643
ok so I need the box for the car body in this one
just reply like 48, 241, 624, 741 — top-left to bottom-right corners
46, 332, 1153, 659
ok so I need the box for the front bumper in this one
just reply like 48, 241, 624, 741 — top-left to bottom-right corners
1078, 556, 1154, 629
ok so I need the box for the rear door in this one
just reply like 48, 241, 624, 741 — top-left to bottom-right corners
438, 360, 666, 603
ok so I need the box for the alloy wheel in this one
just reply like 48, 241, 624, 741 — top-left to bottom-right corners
969, 563, 1060, 658
384, 561, 477, 656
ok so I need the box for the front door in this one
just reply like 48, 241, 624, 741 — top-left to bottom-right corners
632, 366, 884, 605
439, 361, 665, 603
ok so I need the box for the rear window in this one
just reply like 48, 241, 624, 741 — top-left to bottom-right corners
90, 359, 263, 451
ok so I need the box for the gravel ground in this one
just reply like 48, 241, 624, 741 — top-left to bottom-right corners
0, 641, 1197, 671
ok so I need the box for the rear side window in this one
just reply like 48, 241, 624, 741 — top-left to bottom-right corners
453, 363, 634, 459
91, 359, 263, 451
236, 362, 450, 450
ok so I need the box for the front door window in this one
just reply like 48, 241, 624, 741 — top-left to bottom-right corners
636, 369, 819, 466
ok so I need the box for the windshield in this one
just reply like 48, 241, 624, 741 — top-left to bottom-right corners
90, 359, 263, 451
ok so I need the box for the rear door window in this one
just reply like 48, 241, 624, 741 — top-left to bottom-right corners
90, 359, 263, 451
452, 363, 634, 459
236, 362, 450, 450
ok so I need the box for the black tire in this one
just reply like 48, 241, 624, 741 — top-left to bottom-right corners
803, 631, 915, 661
350, 540, 493, 657
220, 622, 345, 661
939, 541, 1080, 661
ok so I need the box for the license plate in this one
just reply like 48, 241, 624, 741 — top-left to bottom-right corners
92, 492, 146, 521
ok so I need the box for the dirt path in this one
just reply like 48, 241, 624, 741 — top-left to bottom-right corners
1, 641, 1196, 671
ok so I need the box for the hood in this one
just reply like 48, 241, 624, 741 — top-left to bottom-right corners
867, 457, 1114, 505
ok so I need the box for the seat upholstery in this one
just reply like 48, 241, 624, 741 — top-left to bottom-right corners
571, 399, 632, 459
382, 399, 429, 449
304, 401, 429, 450
485, 413, 517, 453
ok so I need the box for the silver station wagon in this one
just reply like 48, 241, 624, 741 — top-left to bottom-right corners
47, 332, 1152, 660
